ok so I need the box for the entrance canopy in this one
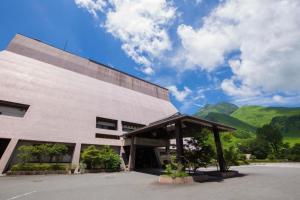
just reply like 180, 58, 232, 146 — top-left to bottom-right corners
122, 113, 235, 139
121, 113, 236, 172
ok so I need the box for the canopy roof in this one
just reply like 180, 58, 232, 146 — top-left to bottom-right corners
121, 113, 236, 139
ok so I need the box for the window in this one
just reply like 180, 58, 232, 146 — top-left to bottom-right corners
122, 121, 145, 132
95, 133, 120, 140
96, 117, 117, 130
0, 100, 30, 118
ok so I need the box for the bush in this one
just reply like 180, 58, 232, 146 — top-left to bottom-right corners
164, 162, 188, 178
224, 146, 239, 170
233, 130, 252, 139
17, 143, 68, 164
287, 143, 300, 161
81, 145, 121, 170
11, 163, 66, 171
98, 146, 121, 170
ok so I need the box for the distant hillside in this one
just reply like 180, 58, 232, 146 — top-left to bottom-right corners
205, 112, 256, 132
231, 106, 300, 127
195, 102, 238, 118
270, 115, 300, 137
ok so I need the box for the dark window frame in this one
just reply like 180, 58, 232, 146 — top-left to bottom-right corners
95, 133, 120, 140
96, 117, 118, 130
121, 121, 145, 132
0, 100, 30, 118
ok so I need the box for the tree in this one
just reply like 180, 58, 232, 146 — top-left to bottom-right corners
33, 144, 52, 163
49, 144, 68, 164
17, 145, 35, 164
81, 145, 101, 169
98, 146, 121, 170
81, 145, 121, 170
238, 139, 271, 159
288, 143, 300, 161
256, 124, 283, 154
184, 129, 215, 172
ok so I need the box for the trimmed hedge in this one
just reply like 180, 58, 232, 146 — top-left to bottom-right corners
11, 163, 67, 171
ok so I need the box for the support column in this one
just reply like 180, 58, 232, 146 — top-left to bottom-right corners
71, 143, 81, 173
119, 146, 126, 171
175, 121, 184, 164
0, 138, 18, 174
128, 137, 136, 171
213, 126, 226, 172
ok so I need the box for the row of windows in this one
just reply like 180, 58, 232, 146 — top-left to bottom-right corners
96, 117, 144, 132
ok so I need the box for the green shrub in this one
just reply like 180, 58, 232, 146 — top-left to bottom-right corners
81, 145, 121, 170
17, 145, 35, 164
164, 159, 188, 178
17, 143, 68, 164
11, 163, 66, 171
224, 146, 239, 170
287, 143, 300, 161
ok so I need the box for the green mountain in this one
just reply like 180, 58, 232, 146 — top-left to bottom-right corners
205, 112, 256, 132
231, 106, 300, 127
270, 115, 300, 137
195, 102, 238, 118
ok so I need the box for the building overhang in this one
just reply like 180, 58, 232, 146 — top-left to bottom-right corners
121, 113, 236, 139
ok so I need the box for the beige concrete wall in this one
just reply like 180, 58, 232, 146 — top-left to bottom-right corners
7, 34, 169, 100
0, 50, 178, 146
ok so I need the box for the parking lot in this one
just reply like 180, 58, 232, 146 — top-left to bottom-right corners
0, 163, 300, 200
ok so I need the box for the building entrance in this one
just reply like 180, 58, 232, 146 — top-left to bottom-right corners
135, 146, 159, 169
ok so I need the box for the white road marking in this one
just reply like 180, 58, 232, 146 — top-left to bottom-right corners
6, 191, 37, 200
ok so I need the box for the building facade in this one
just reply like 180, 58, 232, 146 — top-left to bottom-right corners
0, 34, 178, 173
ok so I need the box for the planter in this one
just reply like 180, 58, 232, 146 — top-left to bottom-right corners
205, 170, 239, 178
6, 170, 68, 176
159, 175, 194, 184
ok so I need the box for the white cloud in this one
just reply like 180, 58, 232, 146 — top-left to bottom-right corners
176, 0, 300, 100
141, 66, 155, 75
75, 0, 176, 75
74, 0, 106, 17
272, 95, 284, 103
167, 85, 192, 102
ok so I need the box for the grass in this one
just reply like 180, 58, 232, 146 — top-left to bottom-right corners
206, 112, 256, 132
219, 133, 300, 149
231, 106, 300, 127
283, 137, 300, 146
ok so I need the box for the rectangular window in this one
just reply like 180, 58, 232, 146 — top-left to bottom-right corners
0, 100, 30, 118
122, 121, 145, 132
96, 117, 118, 130
95, 133, 120, 140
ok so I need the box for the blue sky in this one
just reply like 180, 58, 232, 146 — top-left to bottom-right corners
1, 0, 300, 114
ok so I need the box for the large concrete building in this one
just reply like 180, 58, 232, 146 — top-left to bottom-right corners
0, 34, 234, 174
0, 34, 178, 173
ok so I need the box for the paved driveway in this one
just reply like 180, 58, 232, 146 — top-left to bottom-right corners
0, 163, 300, 200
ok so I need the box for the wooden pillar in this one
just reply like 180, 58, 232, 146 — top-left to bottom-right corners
213, 126, 226, 172
175, 121, 184, 164
128, 137, 136, 171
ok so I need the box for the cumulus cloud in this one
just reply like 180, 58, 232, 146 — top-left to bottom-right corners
167, 85, 192, 102
75, 0, 176, 75
74, 0, 106, 17
177, 0, 300, 100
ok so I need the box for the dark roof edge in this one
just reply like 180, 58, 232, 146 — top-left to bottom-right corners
121, 114, 236, 137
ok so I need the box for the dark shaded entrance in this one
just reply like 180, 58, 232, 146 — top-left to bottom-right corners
135, 146, 158, 169
0, 138, 10, 159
